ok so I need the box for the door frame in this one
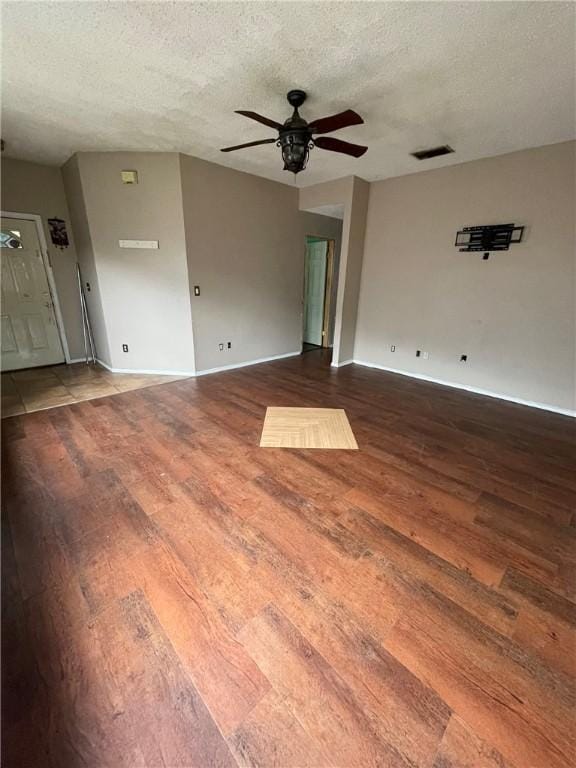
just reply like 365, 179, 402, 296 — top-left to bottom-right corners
302, 236, 335, 349
321, 239, 335, 348
1, 210, 72, 364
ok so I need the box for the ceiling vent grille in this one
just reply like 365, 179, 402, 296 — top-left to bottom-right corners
411, 145, 454, 160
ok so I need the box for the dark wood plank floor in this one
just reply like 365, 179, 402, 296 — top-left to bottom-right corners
2, 351, 575, 767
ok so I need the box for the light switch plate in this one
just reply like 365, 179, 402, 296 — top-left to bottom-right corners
119, 239, 159, 249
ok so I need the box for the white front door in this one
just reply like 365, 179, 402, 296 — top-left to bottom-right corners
303, 239, 328, 346
1, 216, 65, 371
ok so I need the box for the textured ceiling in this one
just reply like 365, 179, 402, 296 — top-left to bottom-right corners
2, 1, 575, 187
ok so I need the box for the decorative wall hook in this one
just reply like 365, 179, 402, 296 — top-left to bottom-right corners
47, 218, 70, 249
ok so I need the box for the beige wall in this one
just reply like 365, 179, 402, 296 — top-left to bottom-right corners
355, 141, 575, 412
63, 152, 195, 373
180, 154, 341, 373
61, 155, 111, 363
60, 150, 342, 376
299, 177, 353, 215
1, 157, 84, 358
337, 177, 369, 363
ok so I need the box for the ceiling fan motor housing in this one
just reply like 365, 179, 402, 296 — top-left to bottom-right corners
287, 89, 307, 109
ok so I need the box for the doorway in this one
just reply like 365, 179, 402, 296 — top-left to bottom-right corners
1, 213, 67, 371
302, 236, 335, 351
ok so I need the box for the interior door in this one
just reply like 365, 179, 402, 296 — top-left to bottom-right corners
303, 239, 328, 346
1, 216, 65, 371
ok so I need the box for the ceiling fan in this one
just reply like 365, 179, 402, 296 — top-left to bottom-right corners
221, 89, 367, 175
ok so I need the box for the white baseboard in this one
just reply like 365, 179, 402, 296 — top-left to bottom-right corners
96, 359, 195, 376
196, 350, 301, 377
95, 351, 300, 378
352, 360, 576, 418
331, 359, 354, 368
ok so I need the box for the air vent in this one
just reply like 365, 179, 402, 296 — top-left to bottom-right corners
411, 145, 454, 161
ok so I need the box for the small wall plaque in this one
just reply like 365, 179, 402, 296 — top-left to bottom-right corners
121, 170, 138, 184
48, 217, 69, 249
118, 239, 159, 249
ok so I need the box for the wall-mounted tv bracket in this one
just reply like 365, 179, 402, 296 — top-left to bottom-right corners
455, 224, 524, 260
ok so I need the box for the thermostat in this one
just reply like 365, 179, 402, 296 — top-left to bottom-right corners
121, 170, 138, 184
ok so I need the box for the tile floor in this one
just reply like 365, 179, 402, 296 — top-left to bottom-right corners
1, 363, 188, 418
259, 407, 359, 449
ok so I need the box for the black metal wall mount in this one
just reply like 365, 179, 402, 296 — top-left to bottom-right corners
455, 224, 524, 260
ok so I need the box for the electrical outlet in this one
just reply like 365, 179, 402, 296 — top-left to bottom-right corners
219, 343, 224, 351
227, 341, 231, 349
460, 354, 468, 362
423, 351, 429, 360
194, 285, 200, 296
122, 344, 129, 353
390, 344, 396, 352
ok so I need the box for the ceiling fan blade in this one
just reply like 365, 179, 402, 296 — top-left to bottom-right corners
309, 109, 364, 134
314, 136, 367, 158
235, 110, 283, 131
221, 138, 277, 153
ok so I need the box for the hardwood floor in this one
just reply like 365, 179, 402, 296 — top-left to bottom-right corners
2, 351, 575, 767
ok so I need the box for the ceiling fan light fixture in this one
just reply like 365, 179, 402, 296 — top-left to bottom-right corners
279, 132, 312, 174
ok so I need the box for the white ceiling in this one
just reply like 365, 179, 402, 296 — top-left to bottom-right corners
2, 1, 575, 187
